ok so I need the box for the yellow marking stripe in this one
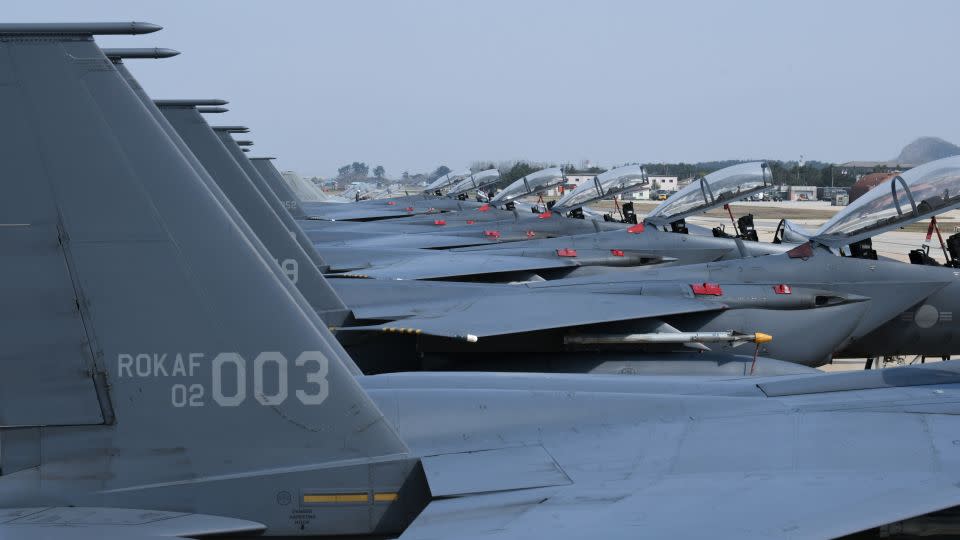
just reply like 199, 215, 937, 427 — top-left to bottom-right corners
302, 492, 399, 504
303, 493, 368, 503
382, 327, 423, 335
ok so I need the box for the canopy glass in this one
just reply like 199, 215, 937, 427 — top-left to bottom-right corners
644, 162, 772, 225
553, 165, 648, 211
447, 169, 502, 196
490, 167, 565, 204
813, 155, 960, 247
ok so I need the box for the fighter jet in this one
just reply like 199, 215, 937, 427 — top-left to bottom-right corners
143, 94, 939, 371
225, 153, 788, 282
318, 157, 960, 369
316, 161, 788, 281
5, 23, 960, 539
107, 36, 957, 373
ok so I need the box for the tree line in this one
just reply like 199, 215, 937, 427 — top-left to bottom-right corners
334, 158, 870, 190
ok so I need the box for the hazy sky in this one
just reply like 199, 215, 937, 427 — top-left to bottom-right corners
10, 1, 960, 177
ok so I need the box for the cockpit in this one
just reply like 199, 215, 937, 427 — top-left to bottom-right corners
490, 167, 565, 205
446, 169, 502, 200
552, 164, 649, 213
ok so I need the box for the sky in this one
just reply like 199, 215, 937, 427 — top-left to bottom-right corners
9, 0, 960, 177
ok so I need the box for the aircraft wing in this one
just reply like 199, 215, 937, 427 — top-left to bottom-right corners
304, 206, 441, 221
401, 470, 960, 540
0, 507, 264, 539
316, 233, 506, 250
338, 294, 724, 340
399, 367, 960, 539
334, 251, 583, 280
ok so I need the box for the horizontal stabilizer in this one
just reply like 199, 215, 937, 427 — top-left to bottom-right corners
335, 252, 582, 280
759, 360, 960, 396
401, 471, 960, 540
338, 294, 724, 340
0, 507, 264, 538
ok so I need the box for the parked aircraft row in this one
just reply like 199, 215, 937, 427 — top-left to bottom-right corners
2, 21, 960, 539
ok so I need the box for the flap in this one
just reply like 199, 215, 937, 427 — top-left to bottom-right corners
422, 446, 571, 497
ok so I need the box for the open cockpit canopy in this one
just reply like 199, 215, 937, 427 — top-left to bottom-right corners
424, 169, 472, 193
446, 168, 501, 196
553, 164, 648, 211
490, 167, 565, 204
812, 155, 960, 247
644, 162, 772, 225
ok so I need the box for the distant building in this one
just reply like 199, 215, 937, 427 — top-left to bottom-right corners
788, 185, 817, 201
649, 175, 679, 192
546, 173, 677, 199
817, 186, 849, 201
849, 172, 897, 203
546, 174, 593, 197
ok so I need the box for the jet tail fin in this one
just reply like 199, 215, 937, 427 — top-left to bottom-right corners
249, 157, 313, 213
114, 60, 358, 371
157, 104, 350, 325
0, 25, 422, 535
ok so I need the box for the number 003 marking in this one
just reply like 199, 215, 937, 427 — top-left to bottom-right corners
209, 352, 328, 407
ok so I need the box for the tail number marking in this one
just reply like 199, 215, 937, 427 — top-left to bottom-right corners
118, 352, 328, 408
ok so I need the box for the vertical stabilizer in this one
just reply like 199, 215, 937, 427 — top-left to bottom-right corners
251, 157, 312, 203
214, 129, 307, 221
158, 104, 350, 325
112, 59, 359, 374
0, 25, 419, 535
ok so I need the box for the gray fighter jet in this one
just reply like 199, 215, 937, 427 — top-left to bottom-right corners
315, 161, 787, 281
112, 47, 959, 373
318, 159, 960, 370
4, 23, 960, 539
225, 153, 787, 281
